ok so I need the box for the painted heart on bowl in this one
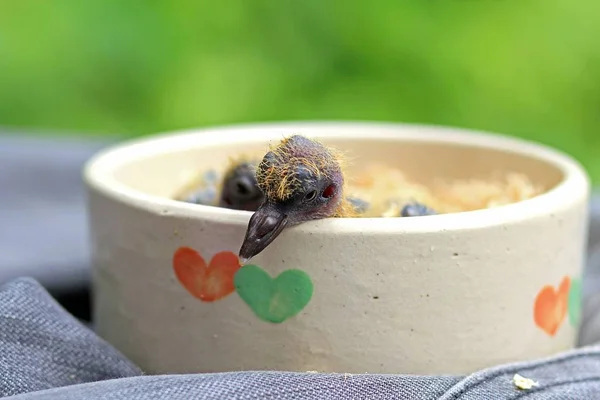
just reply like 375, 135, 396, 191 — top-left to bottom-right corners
234, 264, 314, 323
533, 276, 571, 336
173, 246, 241, 302
568, 277, 582, 328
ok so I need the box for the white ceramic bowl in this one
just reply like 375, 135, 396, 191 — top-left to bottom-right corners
84, 121, 590, 375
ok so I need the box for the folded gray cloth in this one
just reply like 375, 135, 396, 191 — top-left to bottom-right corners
2, 278, 600, 399
0, 133, 116, 292
0, 278, 141, 398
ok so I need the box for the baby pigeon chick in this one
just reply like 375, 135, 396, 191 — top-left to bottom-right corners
179, 169, 219, 205
218, 158, 264, 211
400, 201, 437, 217
346, 196, 370, 215
238, 135, 355, 263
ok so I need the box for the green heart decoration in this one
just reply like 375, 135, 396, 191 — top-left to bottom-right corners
234, 264, 314, 323
568, 277, 582, 327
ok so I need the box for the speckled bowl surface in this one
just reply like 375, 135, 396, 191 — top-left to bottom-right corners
84, 121, 590, 375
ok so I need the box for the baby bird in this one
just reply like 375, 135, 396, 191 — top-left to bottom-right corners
178, 169, 219, 205
400, 201, 437, 217
177, 158, 264, 212
238, 135, 355, 263
346, 196, 370, 214
218, 158, 264, 211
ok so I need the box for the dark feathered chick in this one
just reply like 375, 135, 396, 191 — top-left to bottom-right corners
238, 135, 355, 263
179, 170, 219, 205
218, 158, 264, 211
400, 201, 437, 217
177, 158, 263, 212
346, 196, 370, 214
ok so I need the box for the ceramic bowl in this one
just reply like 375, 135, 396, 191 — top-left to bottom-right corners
84, 121, 590, 375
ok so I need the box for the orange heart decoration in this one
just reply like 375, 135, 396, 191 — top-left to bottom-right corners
533, 276, 571, 336
173, 246, 241, 302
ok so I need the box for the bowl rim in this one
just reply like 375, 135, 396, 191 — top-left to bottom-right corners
83, 120, 591, 234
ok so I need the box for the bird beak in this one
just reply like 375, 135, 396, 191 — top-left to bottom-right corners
238, 203, 289, 264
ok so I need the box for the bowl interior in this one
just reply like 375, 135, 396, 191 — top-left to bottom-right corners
110, 135, 565, 202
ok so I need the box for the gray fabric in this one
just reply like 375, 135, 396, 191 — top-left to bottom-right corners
2, 132, 600, 399
0, 278, 141, 397
0, 132, 116, 291
2, 276, 600, 399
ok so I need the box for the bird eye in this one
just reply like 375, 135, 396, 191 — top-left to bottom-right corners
322, 184, 336, 199
236, 180, 250, 195
304, 190, 317, 202
232, 176, 256, 199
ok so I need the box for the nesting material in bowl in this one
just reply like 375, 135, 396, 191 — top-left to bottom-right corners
84, 121, 590, 376
348, 164, 545, 216
175, 158, 545, 218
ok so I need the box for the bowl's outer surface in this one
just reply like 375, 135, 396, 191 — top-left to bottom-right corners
85, 121, 591, 375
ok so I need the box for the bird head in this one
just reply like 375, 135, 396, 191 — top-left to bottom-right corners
238, 135, 346, 263
218, 158, 264, 211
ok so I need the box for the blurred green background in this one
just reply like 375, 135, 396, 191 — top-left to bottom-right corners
1, 0, 599, 182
